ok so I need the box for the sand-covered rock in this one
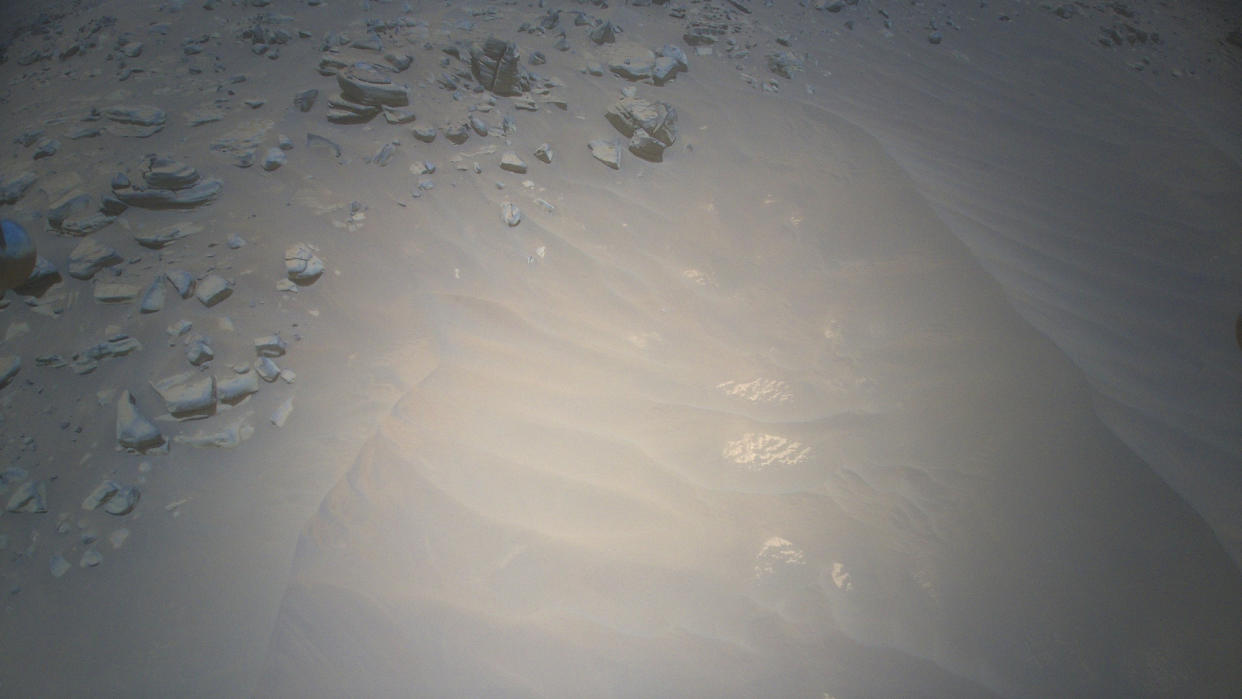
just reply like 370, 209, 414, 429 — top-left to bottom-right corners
116, 390, 162, 450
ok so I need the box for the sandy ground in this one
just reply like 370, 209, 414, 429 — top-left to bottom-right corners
0, 0, 1240, 696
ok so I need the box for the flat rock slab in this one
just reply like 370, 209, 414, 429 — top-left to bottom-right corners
134, 222, 201, 249
68, 238, 122, 280
151, 372, 216, 416
143, 159, 201, 190
588, 140, 622, 169
115, 179, 223, 209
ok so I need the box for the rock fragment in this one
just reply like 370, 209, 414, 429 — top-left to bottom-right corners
0, 356, 20, 389
337, 63, 410, 106
534, 143, 553, 164
6, 480, 47, 513
166, 269, 195, 298
217, 371, 260, 404
0, 172, 37, 205
262, 147, 286, 171
293, 88, 318, 112
501, 202, 522, 227
254, 334, 287, 357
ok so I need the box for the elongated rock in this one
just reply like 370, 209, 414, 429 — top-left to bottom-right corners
116, 390, 162, 450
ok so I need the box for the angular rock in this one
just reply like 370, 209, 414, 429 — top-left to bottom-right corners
767, 51, 804, 79
195, 274, 233, 307
187, 337, 214, 365
608, 46, 657, 81
412, 126, 437, 143
589, 21, 618, 45
501, 202, 522, 227
115, 179, 223, 209
445, 124, 470, 144
139, 277, 165, 313
382, 105, 417, 124
534, 143, 553, 164
116, 390, 162, 450
293, 88, 319, 112
1, 218, 37, 293
217, 371, 260, 404
254, 334, 287, 357
102, 105, 167, 126
93, 283, 141, 303
606, 96, 678, 147
285, 243, 324, 284
143, 158, 200, 190
469, 37, 528, 96
82, 481, 141, 515
271, 397, 294, 427
67, 238, 122, 280
166, 269, 195, 298
500, 151, 527, 173
47, 193, 93, 230
0, 172, 37, 205
255, 357, 281, 382
60, 213, 117, 237
628, 128, 668, 162
134, 222, 201, 249
151, 372, 216, 416
588, 140, 622, 169
6, 480, 47, 513
337, 63, 410, 106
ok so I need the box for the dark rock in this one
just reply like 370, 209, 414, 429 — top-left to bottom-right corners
1, 219, 37, 293
606, 96, 678, 147
589, 21, 617, 44
767, 51, 803, 79
293, 88, 319, 112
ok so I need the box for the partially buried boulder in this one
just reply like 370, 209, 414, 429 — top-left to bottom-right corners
605, 96, 678, 161
337, 63, 410, 106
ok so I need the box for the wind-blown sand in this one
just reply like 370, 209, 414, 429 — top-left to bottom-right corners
0, 0, 1239, 696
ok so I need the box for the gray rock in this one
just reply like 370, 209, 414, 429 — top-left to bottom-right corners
135, 222, 200, 249
373, 142, 397, 166
16, 256, 59, 294
606, 96, 678, 147
767, 51, 804, 79
1, 219, 37, 293
262, 147, 286, 171
254, 334, 287, 357
150, 372, 216, 416
445, 124, 470, 144
174, 421, 252, 448
116, 390, 163, 450
382, 105, 417, 124
50, 554, 71, 578
80, 550, 103, 567
469, 116, 490, 136
929, 31, 943, 45
67, 238, 122, 280
271, 397, 294, 427
628, 128, 668, 162
195, 275, 232, 307
285, 243, 324, 284
534, 143, 553, 164
217, 371, 260, 404
588, 140, 622, 169
0, 355, 19, 388
469, 37, 528, 96
115, 179, 223, 209
293, 88, 319, 112
143, 158, 200, 190
658, 44, 689, 70
32, 138, 60, 160
227, 234, 246, 249
139, 277, 165, 313
589, 21, 617, 44
306, 133, 342, 157
337, 63, 410, 106
102, 105, 166, 126
47, 193, 93, 230
500, 151, 528, 173
0, 172, 37, 205
255, 357, 281, 382
5, 480, 47, 513
93, 283, 141, 303
166, 269, 195, 298
609, 48, 657, 81
187, 337, 214, 365
412, 126, 437, 143
653, 56, 680, 83
501, 202, 522, 227
60, 213, 117, 236
278, 135, 294, 151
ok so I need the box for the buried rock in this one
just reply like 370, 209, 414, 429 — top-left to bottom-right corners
81, 481, 141, 515
67, 238, 122, 280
